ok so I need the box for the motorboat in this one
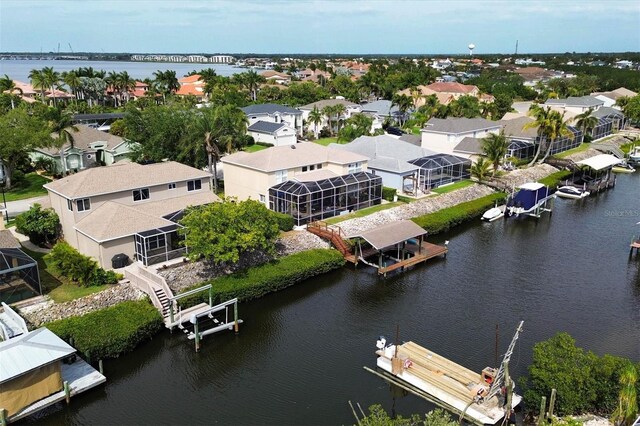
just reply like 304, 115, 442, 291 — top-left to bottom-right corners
555, 185, 590, 200
505, 182, 555, 218
481, 206, 504, 222
629, 146, 640, 164
612, 162, 636, 173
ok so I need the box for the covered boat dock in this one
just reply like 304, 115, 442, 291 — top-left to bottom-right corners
348, 220, 448, 276
571, 154, 621, 193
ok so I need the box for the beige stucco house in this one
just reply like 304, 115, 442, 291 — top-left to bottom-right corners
44, 161, 219, 269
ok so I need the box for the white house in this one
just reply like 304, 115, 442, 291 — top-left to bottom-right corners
544, 96, 604, 115
241, 104, 303, 136
247, 121, 297, 146
591, 87, 637, 109
299, 99, 361, 134
421, 118, 502, 154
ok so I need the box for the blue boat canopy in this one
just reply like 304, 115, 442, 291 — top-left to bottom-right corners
507, 184, 553, 210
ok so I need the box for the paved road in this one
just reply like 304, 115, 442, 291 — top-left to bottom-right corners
2, 196, 48, 218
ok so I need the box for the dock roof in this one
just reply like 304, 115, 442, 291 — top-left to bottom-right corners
576, 154, 622, 171
349, 220, 427, 250
0, 328, 75, 383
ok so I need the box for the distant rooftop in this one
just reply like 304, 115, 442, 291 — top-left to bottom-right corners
423, 117, 501, 134
241, 103, 301, 116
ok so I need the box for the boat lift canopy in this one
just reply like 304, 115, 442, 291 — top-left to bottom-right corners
348, 220, 427, 251
576, 154, 622, 171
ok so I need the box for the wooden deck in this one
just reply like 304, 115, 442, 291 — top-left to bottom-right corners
9, 359, 106, 423
377, 242, 448, 275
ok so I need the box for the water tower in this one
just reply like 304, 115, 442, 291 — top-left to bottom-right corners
468, 43, 475, 57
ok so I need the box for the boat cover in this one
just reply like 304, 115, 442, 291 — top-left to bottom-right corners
507, 186, 553, 210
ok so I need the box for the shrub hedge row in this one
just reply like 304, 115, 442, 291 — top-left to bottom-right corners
46, 300, 163, 360
412, 192, 507, 235
46, 241, 120, 287
179, 249, 345, 308
382, 187, 397, 202
271, 211, 295, 231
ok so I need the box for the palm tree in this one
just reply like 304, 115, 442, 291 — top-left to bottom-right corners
241, 70, 265, 102
48, 109, 79, 175
333, 104, 347, 133
482, 131, 509, 176
0, 75, 22, 109
29, 68, 47, 103
153, 70, 179, 103
41, 67, 61, 106
118, 71, 136, 105
308, 106, 323, 139
470, 157, 492, 183
612, 362, 638, 426
524, 105, 552, 166
391, 93, 413, 127
62, 71, 81, 104
322, 105, 339, 136
106, 71, 120, 106
539, 110, 572, 162
574, 108, 599, 142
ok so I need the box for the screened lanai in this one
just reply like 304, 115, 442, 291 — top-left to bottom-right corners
408, 154, 471, 190
507, 140, 536, 159
0, 248, 41, 304
135, 223, 186, 266
269, 172, 383, 226
591, 112, 625, 141
547, 126, 583, 156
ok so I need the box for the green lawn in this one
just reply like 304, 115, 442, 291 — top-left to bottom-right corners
3, 173, 50, 202
313, 137, 338, 146
553, 143, 591, 159
324, 201, 405, 225
21, 247, 110, 303
244, 144, 269, 153
431, 180, 474, 194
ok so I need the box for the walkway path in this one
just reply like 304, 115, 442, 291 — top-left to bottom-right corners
7, 226, 50, 253
4, 195, 48, 217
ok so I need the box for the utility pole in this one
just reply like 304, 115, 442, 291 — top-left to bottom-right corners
515, 40, 519, 56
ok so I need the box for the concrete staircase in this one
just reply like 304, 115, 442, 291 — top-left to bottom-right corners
591, 142, 625, 159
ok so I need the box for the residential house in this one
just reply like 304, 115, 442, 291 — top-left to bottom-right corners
591, 87, 637, 108
6, 80, 73, 105
452, 137, 485, 162
261, 70, 291, 85
299, 99, 361, 134
30, 125, 138, 174
0, 229, 41, 304
247, 121, 297, 146
44, 162, 218, 268
499, 115, 583, 157
222, 143, 382, 225
544, 96, 604, 114
590, 107, 627, 140
241, 104, 303, 136
360, 100, 403, 130
513, 67, 554, 87
297, 68, 332, 84
176, 74, 206, 102
398, 82, 492, 108
421, 117, 502, 154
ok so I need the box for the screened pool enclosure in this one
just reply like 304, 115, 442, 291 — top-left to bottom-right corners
507, 140, 536, 159
408, 154, 472, 190
269, 172, 383, 226
0, 248, 41, 304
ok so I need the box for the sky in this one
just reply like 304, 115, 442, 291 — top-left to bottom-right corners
1, 0, 639, 55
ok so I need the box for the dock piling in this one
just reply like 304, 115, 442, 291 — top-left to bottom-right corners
548, 388, 557, 420
537, 396, 546, 426
98, 359, 103, 375
234, 301, 239, 334
63, 381, 70, 404
0, 408, 7, 426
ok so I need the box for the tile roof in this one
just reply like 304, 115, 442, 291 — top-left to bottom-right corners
261, 70, 291, 79
423, 117, 502, 134
222, 142, 368, 172
425, 82, 478, 94
176, 85, 205, 96
179, 74, 202, 84
241, 103, 302, 115
453, 137, 483, 154
300, 99, 358, 110
0, 230, 21, 249
44, 161, 212, 199
247, 120, 287, 134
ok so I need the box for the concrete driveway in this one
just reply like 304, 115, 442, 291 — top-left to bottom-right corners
3, 196, 48, 218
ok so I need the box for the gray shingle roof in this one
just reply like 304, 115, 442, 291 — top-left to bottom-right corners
0, 230, 20, 249
591, 107, 624, 119
241, 103, 301, 116
38, 124, 128, 156
360, 100, 399, 116
247, 120, 287, 134
453, 137, 483, 154
398, 134, 421, 146
423, 118, 502, 134
499, 116, 538, 139
300, 99, 357, 110
544, 96, 604, 108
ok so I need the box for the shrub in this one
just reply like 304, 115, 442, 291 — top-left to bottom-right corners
15, 203, 60, 246
412, 193, 507, 235
382, 186, 397, 202
397, 194, 413, 203
271, 211, 294, 231
11, 169, 26, 187
179, 249, 345, 307
46, 300, 163, 360
46, 241, 118, 287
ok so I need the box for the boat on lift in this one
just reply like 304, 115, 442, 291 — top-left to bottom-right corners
505, 183, 555, 218
372, 322, 524, 425
556, 185, 590, 200
612, 162, 636, 173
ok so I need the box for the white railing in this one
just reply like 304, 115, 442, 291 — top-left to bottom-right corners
1, 302, 28, 335
124, 269, 164, 313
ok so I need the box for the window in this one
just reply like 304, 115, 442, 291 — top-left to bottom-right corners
317, 164, 322, 169
348, 162, 362, 173
275, 170, 288, 184
67, 199, 73, 211
302, 166, 308, 172
259, 194, 266, 203
145, 234, 166, 251
310, 165, 316, 171
168, 183, 176, 190
133, 188, 150, 201
187, 180, 202, 191
76, 198, 91, 212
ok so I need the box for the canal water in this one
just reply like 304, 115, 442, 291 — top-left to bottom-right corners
29, 174, 639, 425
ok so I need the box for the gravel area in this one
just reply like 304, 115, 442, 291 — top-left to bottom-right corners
20, 283, 145, 327
277, 230, 330, 255
338, 184, 495, 236
490, 163, 560, 189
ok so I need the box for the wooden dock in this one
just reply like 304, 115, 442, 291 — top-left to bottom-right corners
377, 242, 448, 275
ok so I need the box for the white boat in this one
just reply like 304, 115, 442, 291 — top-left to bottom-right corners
629, 146, 640, 164
556, 185, 590, 200
612, 162, 636, 173
374, 322, 524, 425
505, 182, 555, 218
481, 206, 504, 222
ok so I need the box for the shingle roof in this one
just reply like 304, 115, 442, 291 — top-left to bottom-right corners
247, 120, 287, 134
454, 137, 483, 154
241, 103, 301, 115
423, 118, 502, 134
294, 169, 338, 182
44, 161, 212, 199
499, 116, 538, 139
222, 142, 368, 172
131, 191, 220, 218
348, 220, 427, 250
544, 96, 604, 108
39, 125, 127, 156
398, 134, 421, 146
300, 99, 357, 110
360, 100, 399, 116
0, 328, 75, 383
0, 230, 21, 249
591, 107, 624, 119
